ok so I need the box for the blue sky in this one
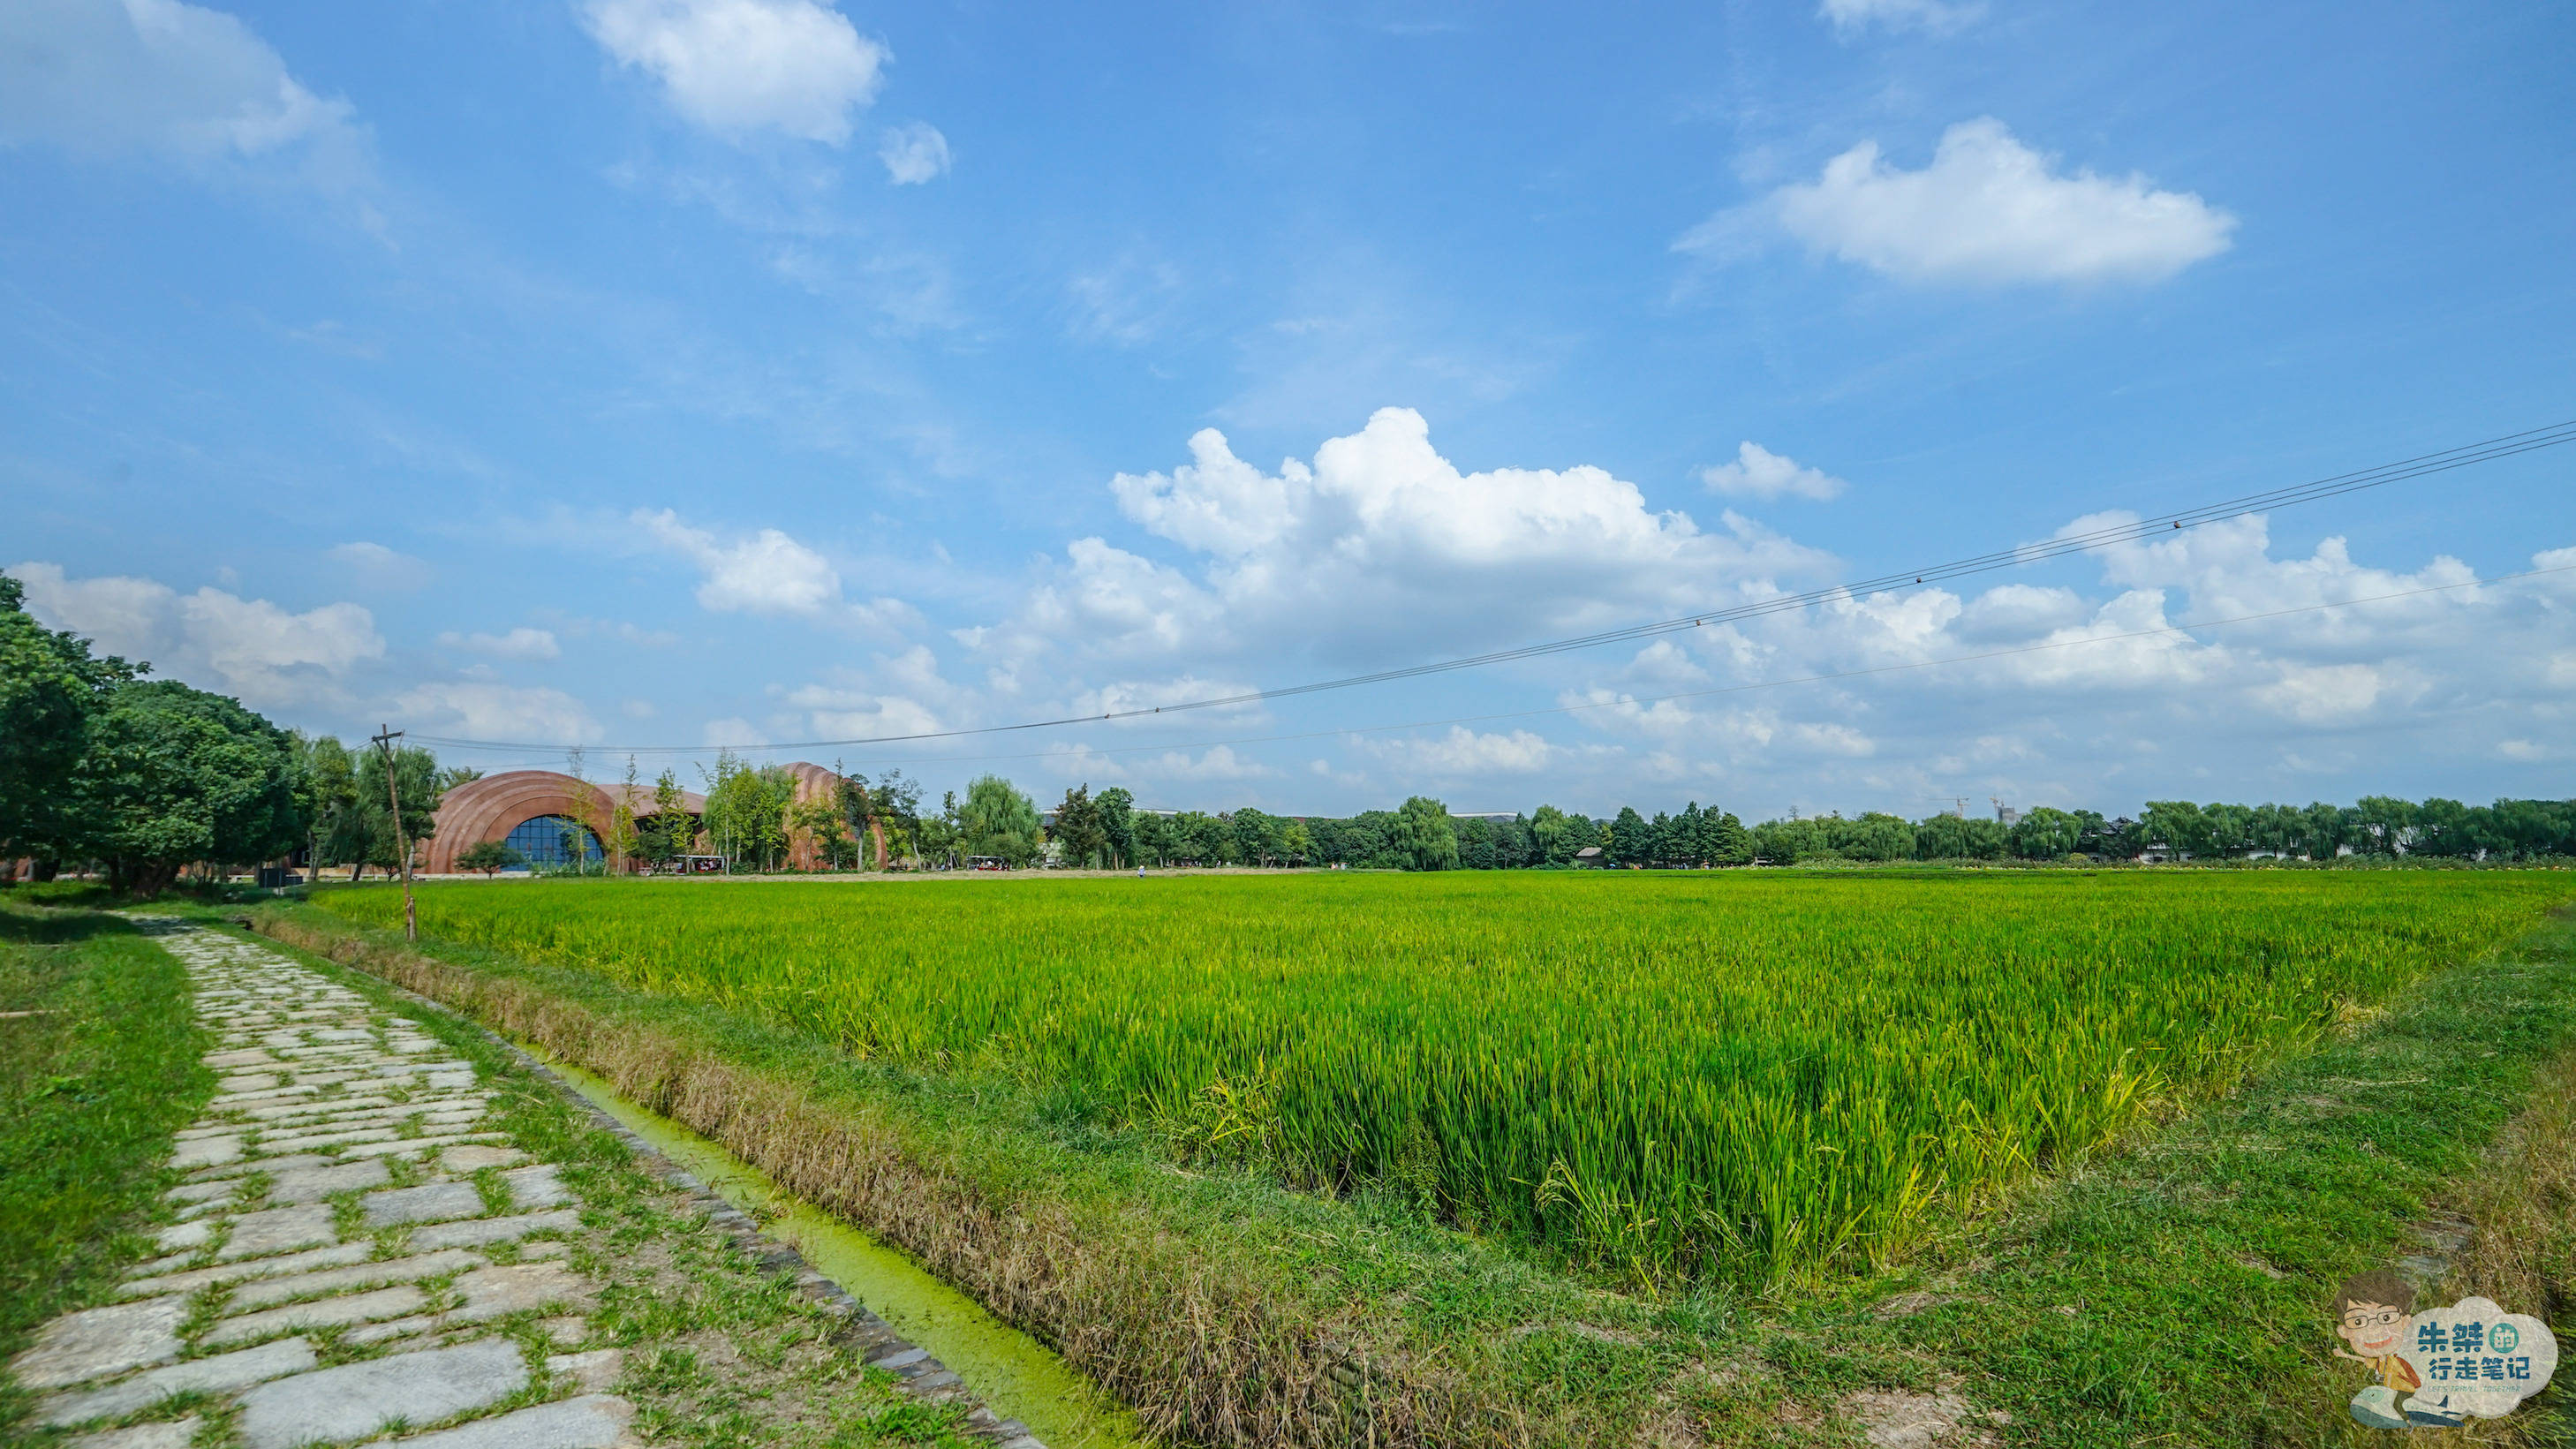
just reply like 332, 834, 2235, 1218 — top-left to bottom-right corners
5, 0, 2572, 820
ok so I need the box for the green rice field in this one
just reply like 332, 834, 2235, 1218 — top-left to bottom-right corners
321, 871, 2572, 1282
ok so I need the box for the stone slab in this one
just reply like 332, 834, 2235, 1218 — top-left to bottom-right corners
207, 1284, 427, 1346
377, 1393, 633, 1449
254, 1124, 399, 1153
547, 1349, 623, 1394
38, 1338, 317, 1428
8, 1296, 186, 1389
64, 1417, 200, 1449
228, 1249, 480, 1309
409, 1209, 582, 1251
498, 1165, 569, 1210
190, 1151, 329, 1183
439, 1145, 527, 1172
341, 1132, 510, 1159
363, 1180, 486, 1227
236, 1338, 529, 1449
170, 1135, 242, 1169
121, 1241, 373, 1299
219, 1204, 337, 1260
453, 1262, 592, 1321
265, 1158, 391, 1204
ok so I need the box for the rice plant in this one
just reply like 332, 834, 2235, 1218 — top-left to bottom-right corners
321, 871, 2569, 1283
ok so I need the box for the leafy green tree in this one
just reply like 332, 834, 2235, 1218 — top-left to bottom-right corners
351, 743, 443, 879
1053, 785, 1110, 867
297, 734, 363, 876
68, 681, 306, 895
1915, 812, 2006, 859
1751, 815, 1825, 864
1230, 806, 1286, 866
699, 752, 795, 870
1706, 809, 1753, 865
2139, 801, 2210, 857
1281, 819, 1312, 865
959, 774, 1042, 865
1096, 787, 1137, 867
1530, 804, 1583, 865
1606, 806, 1653, 866
457, 841, 524, 876
0, 574, 140, 863
1394, 796, 1459, 871
642, 768, 691, 864
2007, 806, 2084, 859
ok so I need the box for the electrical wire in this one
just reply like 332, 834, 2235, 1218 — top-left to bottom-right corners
410, 420, 2575, 756
423, 562, 2576, 773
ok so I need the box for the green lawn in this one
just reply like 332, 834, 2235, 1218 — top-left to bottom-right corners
0, 893, 211, 1435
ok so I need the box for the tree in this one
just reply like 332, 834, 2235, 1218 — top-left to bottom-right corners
1915, 812, 2006, 860
457, 841, 524, 877
1706, 809, 1754, 865
1395, 796, 1459, 871
351, 743, 443, 880
699, 753, 796, 870
1281, 819, 1312, 865
0, 573, 140, 863
2007, 806, 2083, 859
608, 755, 644, 872
958, 774, 1042, 865
1096, 787, 1137, 868
298, 734, 364, 878
1054, 785, 1109, 868
1607, 806, 1654, 867
1230, 806, 1284, 866
1530, 804, 1583, 865
1832, 811, 1915, 863
642, 768, 691, 864
68, 681, 306, 895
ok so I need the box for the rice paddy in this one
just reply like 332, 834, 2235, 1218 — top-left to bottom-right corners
319, 870, 2572, 1282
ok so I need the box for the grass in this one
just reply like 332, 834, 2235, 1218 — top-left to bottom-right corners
260, 877, 2576, 1446
315, 872, 2572, 1286
0, 892, 211, 1437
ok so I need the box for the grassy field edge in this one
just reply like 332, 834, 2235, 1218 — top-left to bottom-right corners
240, 895, 2576, 1448
0, 902, 213, 1438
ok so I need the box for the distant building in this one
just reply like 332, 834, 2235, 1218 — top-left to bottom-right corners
1572, 846, 1608, 867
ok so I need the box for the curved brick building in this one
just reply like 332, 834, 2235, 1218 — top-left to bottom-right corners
422, 770, 706, 874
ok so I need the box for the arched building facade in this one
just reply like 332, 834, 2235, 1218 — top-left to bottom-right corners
423, 770, 707, 874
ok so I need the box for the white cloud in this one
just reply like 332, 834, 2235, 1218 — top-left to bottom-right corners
702, 715, 770, 747
1007, 407, 1832, 675
2255, 662, 2399, 724
0, 0, 368, 185
10, 562, 382, 707
394, 683, 600, 743
437, 627, 562, 661
327, 541, 434, 591
1360, 727, 1561, 775
1818, 0, 1982, 35
634, 508, 843, 616
877, 120, 948, 183
1705, 118, 2235, 286
1699, 441, 1847, 502
581, 0, 887, 144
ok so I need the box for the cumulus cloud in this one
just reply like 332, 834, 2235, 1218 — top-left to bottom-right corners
877, 120, 948, 183
394, 683, 600, 743
0, 0, 368, 186
634, 508, 842, 615
1700, 441, 1848, 502
1817, 0, 1982, 35
581, 0, 887, 144
10, 562, 382, 707
1691, 118, 2235, 286
999, 407, 1833, 672
436, 627, 562, 661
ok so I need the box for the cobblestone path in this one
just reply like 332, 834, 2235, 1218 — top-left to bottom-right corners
9, 923, 1022, 1449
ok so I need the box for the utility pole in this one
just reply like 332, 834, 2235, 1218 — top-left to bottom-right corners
372, 725, 417, 942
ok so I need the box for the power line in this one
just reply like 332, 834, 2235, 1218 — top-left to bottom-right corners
423, 562, 2576, 773
411, 419, 2575, 756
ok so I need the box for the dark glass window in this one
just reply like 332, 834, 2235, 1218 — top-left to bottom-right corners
503, 813, 601, 866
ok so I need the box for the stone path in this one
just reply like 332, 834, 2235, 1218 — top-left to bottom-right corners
9, 924, 1036, 1449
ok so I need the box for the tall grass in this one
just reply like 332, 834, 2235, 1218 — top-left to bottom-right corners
319, 871, 2570, 1283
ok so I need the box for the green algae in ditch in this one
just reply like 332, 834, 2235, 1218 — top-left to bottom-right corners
542, 1056, 1144, 1449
